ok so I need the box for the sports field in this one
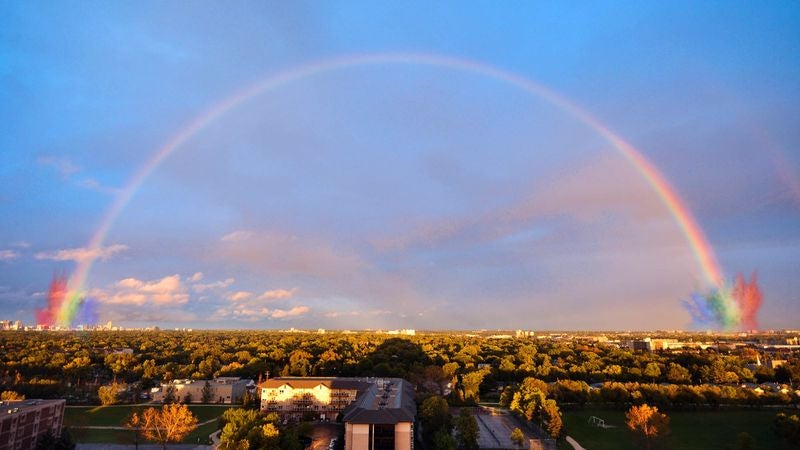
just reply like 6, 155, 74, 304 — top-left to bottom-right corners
64, 404, 235, 444
560, 407, 797, 450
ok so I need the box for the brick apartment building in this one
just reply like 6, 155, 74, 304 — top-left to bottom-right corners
0, 399, 65, 450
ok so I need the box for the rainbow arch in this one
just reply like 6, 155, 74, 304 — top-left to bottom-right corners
57, 52, 724, 326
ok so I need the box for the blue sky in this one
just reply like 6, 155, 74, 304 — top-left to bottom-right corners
1, 1, 799, 330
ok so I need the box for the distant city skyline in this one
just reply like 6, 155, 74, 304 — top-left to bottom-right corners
1, 2, 799, 330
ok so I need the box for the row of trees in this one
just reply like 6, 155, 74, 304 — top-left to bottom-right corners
506, 378, 797, 409
1, 331, 798, 406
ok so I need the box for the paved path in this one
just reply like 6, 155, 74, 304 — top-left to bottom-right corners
566, 436, 586, 450
70, 417, 218, 430
209, 430, 221, 447
77, 445, 212, 450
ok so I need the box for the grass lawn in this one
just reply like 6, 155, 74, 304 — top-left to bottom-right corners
559, 407, 797, 450
65, 404, 236, 444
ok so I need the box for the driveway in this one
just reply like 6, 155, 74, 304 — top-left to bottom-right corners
308, 423, 342, 450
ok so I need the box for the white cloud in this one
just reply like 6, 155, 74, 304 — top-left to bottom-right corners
215, 299, 311, 321
35, 244, 128, 262
38, 155, 80, 175
117, 278, 144, 289
93, 274, 188, 305
324, 309, 392, 318
11, 241, 30, 248
270, 306, 310, 318
0, 250, 19, 261
192, 277, 235, 293
38, 155, 118, 194
221, 230, 254, 242
258, 288, 297, 301
226, 291, 253, 302
189, 272, 204, 282
76, 177, 120, 194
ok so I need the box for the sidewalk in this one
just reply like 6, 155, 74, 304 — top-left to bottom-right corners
566, 436, 587, 450
77, 445, 212, 450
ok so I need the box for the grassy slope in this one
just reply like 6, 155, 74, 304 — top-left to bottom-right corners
64, 404, 235, 444
560, 408, 797, 450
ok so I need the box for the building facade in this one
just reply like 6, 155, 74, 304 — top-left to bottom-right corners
260, 377, 415, 450
0, 399, 65, 450
260, 377, 369, 421
151, 377, 250, 404
342, 378, 415, 450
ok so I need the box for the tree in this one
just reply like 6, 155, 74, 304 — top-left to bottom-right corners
643, 363, 661, 382
510, 427, 525, 449
454, 408, 479, 450
240, 389, 255, 408
254, 423, 281, 450
125, 411, 142, 450
131, 403, 198, 450
666, 363, 691, 384
201, 380, 213, 403
541, 399, 563, 438
219, 408, 264, 448
459, 369, 489, 403
105, 352, 135, 382
142, 359, 158, 380
279, 426, 303, 450
163, 385, 176, 404
98, 383, 125, 406
1, 390, 24, 401
433, 429, 456, 450
422, 365, 451, 396
626, 404, 670, 450
35, 429, 76, 450
510, 378, 547, 421
420, 396, 452, 445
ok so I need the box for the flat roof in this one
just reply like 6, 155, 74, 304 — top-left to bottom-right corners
1, 399, 65, 415
341, 378, 416, 424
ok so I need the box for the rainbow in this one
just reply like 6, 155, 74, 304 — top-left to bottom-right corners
56, 52, 724, 326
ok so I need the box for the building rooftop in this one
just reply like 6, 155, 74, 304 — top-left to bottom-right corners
259, 376, 416, 424
341, 378, 416, 424
1, 399, 64, 416
260, 377, 371, 391
162, 377, 249, 386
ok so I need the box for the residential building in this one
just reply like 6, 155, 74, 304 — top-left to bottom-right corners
260, 377, 370, 421
259, 377, 416, 450
151, 377, 250, 404
0, 399, 65, 450
342, 378, 416, 450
